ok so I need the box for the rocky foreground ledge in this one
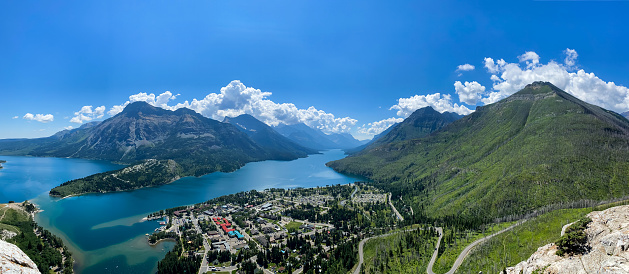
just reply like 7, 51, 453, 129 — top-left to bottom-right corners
0, 239, 40, 274
507, 205, 629, 274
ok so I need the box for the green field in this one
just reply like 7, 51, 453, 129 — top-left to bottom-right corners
284, 221, 302, 232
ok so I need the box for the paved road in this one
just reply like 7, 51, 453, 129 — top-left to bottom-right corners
350, 184, 358, 199
426, 227, 443, 274
352, 220, 525, 274
192, 214, 215, 274
427, 220, 526, 274
388, 193, 404, 222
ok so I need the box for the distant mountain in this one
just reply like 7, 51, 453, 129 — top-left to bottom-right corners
370, 107, 461, 147
346, 107, 462, 155
326, 133, 368, 149
274, 123, 363, 150
0, 102, 317, 196
622, 111, 629, 119
328, 82, 629, 220
274, 123, 338, 150
223, 114, 317, 158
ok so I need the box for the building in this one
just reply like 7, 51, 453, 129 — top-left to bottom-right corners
255, 236, 269, 247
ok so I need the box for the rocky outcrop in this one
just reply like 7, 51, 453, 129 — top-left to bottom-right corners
0, 239, 40, 274
507, 205, 629, 274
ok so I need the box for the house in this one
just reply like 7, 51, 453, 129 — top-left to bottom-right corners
255, 236, 269, 247
262, 226, 275, 234
260, 203, 273, 211
233, 243, 248, 250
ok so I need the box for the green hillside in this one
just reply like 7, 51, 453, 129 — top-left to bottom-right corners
328, 82, 629, 220
49, 159, 182, 197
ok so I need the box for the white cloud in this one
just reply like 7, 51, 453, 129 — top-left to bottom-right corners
480, 50, 629, 113
64, 126, 74, 130
457, 64, 475, 71
23, 113, 54, 123
109, 81, 357, 134
12, 116, 18, 119
109, 91, 178, 116
564, 48, 578, 69
70, 105, 106, 124
390, 93, 474, 118
357, 117, 404, 136
456, 64, 475, 76
454, 81, 485, 105
484, 57, 507, 74
518, 51, 540, 68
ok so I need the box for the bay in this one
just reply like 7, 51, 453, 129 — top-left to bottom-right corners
1, 150, 358, 273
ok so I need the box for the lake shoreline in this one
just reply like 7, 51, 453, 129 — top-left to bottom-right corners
6, 150, 357, 274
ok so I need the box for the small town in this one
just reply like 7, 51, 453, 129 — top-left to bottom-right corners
145, 183, 407, 274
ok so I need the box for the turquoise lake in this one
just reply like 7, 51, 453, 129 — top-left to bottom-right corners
0, 150, 360, 273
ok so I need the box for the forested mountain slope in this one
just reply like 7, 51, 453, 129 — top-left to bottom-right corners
328, 82, 629, 220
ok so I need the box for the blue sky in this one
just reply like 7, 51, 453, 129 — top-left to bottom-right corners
2, 0, 629, 140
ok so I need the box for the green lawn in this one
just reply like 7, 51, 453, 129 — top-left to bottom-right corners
284, 221, 302, 231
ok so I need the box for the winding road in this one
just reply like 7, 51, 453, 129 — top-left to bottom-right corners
427, 220, 526, 274
353, 228, 419, 274
353, 219, 526, 274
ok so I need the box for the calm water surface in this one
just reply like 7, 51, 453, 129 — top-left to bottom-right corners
1, 150, 359, 273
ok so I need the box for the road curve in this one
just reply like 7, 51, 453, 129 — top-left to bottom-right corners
426, 227, 444, 274
353, 228, 419, 274
428, 220, 526, 274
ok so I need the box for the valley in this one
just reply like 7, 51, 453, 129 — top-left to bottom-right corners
3, 83, 629, 274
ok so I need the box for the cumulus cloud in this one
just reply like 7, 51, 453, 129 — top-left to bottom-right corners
390, 93, 474, 118
484, 57, 507, 74
70, 105, 106, 124
518, 51, 540, 68
109, 91, 179, 116
480, 50, 629, 113
23, 113, 54, 123
64, 126, 74, 130
564, 48, 578, 69
456, 64, 475, 76
357, 117, 404, 136
108, 81, 357, 134
12, 116, 18, 119
454, 81, 486, 105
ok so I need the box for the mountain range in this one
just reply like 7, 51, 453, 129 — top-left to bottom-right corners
328, 82, 629, 220
223, 114, 317, 158
274, 123, 366, 150
0, 102, 314, 176
0, 102, 333, 196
